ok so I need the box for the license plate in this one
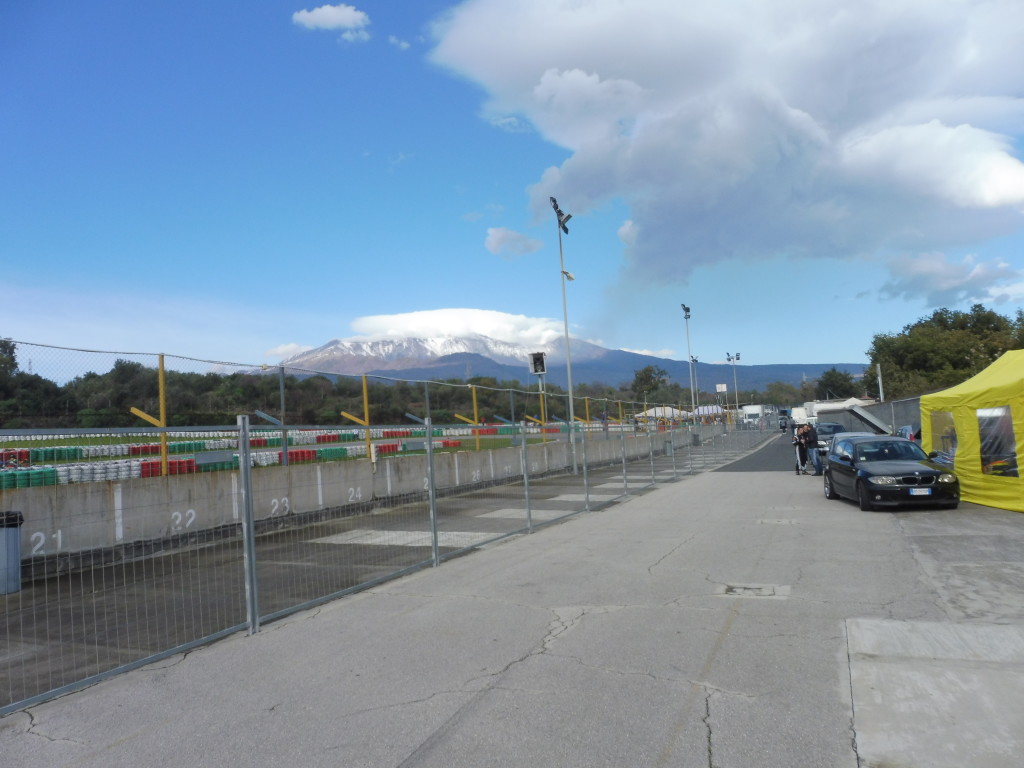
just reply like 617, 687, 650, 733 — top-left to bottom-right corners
909, 488, 932, 496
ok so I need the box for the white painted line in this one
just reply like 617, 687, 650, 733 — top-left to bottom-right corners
312, 530, 496, 548
477, 508, 572, 521
553, 493, 621, 502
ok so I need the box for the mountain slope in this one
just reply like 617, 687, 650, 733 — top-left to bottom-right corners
282, 334, 866, 391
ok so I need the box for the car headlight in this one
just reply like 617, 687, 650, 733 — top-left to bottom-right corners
868, 475, 897, 485
938, 473, 957, 484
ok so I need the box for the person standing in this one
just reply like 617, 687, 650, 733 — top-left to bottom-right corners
793, 424, 809, 474
805, 422, 822, 475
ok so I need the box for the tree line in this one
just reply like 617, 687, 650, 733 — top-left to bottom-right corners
3, 303, 1022, 429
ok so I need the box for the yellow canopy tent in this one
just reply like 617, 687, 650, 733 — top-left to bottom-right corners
919, 350, 1024, 512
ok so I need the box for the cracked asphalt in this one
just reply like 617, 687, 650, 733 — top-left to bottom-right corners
3, 433, 1024, 767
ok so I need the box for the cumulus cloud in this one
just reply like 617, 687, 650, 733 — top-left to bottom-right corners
348, 309, 568, 346
484, 227, 543, 257
267, 342, 314, 359
293, 4, 370, 40
881, 252, 1020, 306
389, 35, 410, 50
429, 0, 1024, 301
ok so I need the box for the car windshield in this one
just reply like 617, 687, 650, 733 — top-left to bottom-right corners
854, 441, 928, 462
816, 424, 843, 435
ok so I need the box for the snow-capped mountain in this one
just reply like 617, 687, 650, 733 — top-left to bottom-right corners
281, 334, 608, 374
278, 333, 867, 391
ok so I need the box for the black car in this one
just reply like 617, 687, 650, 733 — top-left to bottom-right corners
813, 422, 846, 455
823, 435, 960, 511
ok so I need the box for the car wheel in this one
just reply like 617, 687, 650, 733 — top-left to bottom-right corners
824, 473, 839, 500
857, 482, 874, 511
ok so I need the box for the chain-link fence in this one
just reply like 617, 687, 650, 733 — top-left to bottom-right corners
1, 340, 775, 714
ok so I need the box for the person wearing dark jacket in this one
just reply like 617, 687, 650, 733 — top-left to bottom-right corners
804, 423, 822, 475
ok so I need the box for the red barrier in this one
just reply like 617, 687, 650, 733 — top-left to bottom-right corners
279, 449, 317, 463
168, 459, 196, 475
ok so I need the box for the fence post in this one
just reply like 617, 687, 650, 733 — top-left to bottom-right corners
620, 422, 629, 496
520, 421, 533, 533
237, 415, 259, 635
425, 415, 440, 567
580, 422, 591, 512
648, 429, 656, 485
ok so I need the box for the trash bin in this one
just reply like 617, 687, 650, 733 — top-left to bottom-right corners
690, 433, 701, 447
1, 511, 25, 595
664, 440, 674, 456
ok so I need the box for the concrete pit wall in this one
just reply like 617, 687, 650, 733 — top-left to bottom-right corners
1, 432, 660, 570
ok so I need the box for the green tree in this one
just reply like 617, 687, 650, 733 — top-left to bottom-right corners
764, 381, 801, 407
631, 365, 668, 401
863, 304, 1021, 399
814, 367, 860, 400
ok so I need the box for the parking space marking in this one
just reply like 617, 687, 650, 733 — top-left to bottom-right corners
312, 530, 497, 548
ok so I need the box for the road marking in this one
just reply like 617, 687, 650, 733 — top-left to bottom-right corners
312, 530, 496, 547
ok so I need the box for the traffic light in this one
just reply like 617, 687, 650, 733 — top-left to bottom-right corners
529, 352, 546, 375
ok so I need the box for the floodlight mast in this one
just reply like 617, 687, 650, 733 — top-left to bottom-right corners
727, 352, 741, 423
551, 197, 578, 472
682, 304, 696, 414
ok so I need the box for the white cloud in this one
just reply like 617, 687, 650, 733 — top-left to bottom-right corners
348, 309, 566, 346
267, 343, 314, 359
881, 252, 1020, 305
622, 347, 676, 358
617, 220, 636, 246
840, 121, 1024, 208
484, 227, 543, 257
292, 4, 369, 35
388, 35, 410, 50
429, 0, 1024, 300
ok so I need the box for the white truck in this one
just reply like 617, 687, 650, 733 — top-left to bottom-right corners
740, 404, 766, 428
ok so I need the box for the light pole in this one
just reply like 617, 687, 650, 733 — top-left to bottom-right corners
727, 352, 740, 424
691, 356, 700, 417
550, 197, 577, 471
682, 304, 695, 416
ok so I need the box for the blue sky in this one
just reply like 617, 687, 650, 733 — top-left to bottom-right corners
3, 0, 1024, 374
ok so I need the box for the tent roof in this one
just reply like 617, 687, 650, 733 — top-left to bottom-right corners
920, 349, 1024, 410
694, 404, 723, 415
815, 397, 873, 412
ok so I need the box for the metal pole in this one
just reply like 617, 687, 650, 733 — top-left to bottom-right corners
558, 230, 577, 472
552, 197, 578, 474
520, 420, 533, 533
279, 365, 288, 466
237, 414, 259, 635
692, 357, 700, 414
425, 415, 440, 567
682, 305, 695, 414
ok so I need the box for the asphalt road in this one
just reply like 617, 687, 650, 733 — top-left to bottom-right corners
3, 432, 1023, 767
